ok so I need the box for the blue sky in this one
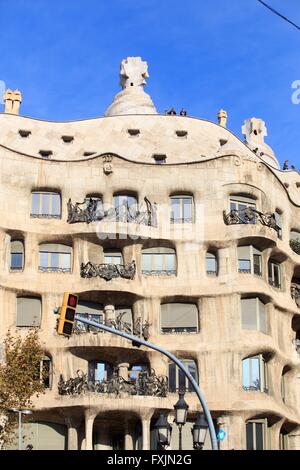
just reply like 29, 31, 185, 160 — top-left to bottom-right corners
1, 0, 300, 167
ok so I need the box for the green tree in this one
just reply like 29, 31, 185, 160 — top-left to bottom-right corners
0, 330, 46, 446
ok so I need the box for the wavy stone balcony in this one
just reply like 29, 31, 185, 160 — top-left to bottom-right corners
67, 197, 157, 226
58, 368, 168, 397
223, 208, 281, 237
80, 261, 136, 281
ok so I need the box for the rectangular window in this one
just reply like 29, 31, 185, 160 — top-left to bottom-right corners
241, 298, 267, 333
39, 244, 71, 273
142, 249, 176, 276
11, 253, 23, 270
104, 253, 123, 265
170, 196, 193, 224
242, 355, 268, 392
168, 360, 198, 392
246, 420, 267, 450
31, 192, 61, 218
268, 261, 281, 288
230, 197, 256, 224
161, 303, 198, 334
238, 246, 262, 275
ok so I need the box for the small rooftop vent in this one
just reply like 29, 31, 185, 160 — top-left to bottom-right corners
175, 130, 188, 138
61, 135, 74, 143
83, 152, 96, 157
39, 150, 53, 159
153, 154, 167, 164
18, 129, 31, 138
127, 129, 140, 137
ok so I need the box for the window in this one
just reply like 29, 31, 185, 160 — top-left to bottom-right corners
170, 195, 193, 224
281, 373, 286, 403
114, 194, 138, 222
290, 230, 300, 255
241, 298, 267, 333
206, 252, 217, 275
238, 246, 262, 275
61, 135, 74, 143
268, 260, 281, 288
31, 192, 61, 219
75, 301, 104, 333
16, 297, 41, 327
242, 355, 268, 392
279, 431, 289, 450
39, 244, 72, 273
160, 303, 198, 334
128, 364, 149, 380
168, 360, 198, 392
152, 154, 167, 164
40, 356, 52, 388
115, 306, 133, 330
229, 195, 256, 224
104, 250, 123, 265
10, 240, 24, 271
39, 150, 53, 158
18, 129, 31, 138
246, 419, 268, 450
142, 247, 176, 276
88, 361, 112, 383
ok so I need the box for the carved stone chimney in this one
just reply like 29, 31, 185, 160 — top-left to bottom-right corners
218, 109, 227, 127
3, 89, 22, 114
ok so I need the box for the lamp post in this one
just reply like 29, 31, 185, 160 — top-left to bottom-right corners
153, 413, 172, 449
10, 409, 32, 450
192, 413, 209, 450
174, 391, 189, 450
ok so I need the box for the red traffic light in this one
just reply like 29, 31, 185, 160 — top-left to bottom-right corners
68, 295, 77, 308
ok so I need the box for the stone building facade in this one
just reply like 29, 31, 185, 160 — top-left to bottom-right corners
1, 57, 300, 450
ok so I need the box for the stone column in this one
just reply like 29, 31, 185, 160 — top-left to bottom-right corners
104, 304, 115, 325
66, 417, 79, 450
84, 410, 96, 450
142, 417, 151, 450
124, 421, 134, 450
118, 363, 129, 381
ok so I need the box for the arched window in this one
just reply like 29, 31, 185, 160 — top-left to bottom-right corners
142, 247, 176, 276
10, 240, 24, 271
168, 360, 198, 392
206, 252, 218, 275
242, 354, 269, 393
160, 303, 198, 334
16, 296, 41, 327
39, 243, 72, 273
31, 191, 61, 219
170, 195, 193, 224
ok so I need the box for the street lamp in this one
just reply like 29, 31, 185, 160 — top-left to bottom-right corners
10, 408, 33, 450
192, 413, 209, 450
154, 413, 172, 449
174, 391, 189, 450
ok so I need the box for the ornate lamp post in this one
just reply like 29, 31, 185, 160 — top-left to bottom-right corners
154, 413, 172, 449
10, 408, 33, 450
174, 391, 189, 450
192, 413, 209, 450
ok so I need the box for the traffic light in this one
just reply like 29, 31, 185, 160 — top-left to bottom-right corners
57, 293, 78, 337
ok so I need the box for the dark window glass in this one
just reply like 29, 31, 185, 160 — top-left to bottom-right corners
169, 363, 176, 392
253, 255, 261, 275
246, 422, 254, 450
11, 253, 23, 269
255, 423, 264, 450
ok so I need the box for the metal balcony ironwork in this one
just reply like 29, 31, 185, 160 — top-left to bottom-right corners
30, 213, 61, 219
291, 283, 300, 303
142, 269, 176, 276
81, 260, 136, 281
290, 239, 300, 255
161, 326, 198, 334
223, 207, 280, 235
58, 368, 168, 397
38, 266, 71, 273
67, 197, 157, 226
73, 312, 150, 340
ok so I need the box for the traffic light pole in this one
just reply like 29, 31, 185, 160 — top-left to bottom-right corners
74, 314, 218, 451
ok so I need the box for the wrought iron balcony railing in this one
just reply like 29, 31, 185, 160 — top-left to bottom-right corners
73, 311, 150, 340
291, 283, 300, 303
290, 239, 300, 255
81, 261, 136, 281
30, 213, 61, 219
67, 197, 157, 226
142, 269, 176, 276
38, 266, 71, 273
161, 326, 198, 334
58, 368, 168, 397
223, 208, 281, 235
